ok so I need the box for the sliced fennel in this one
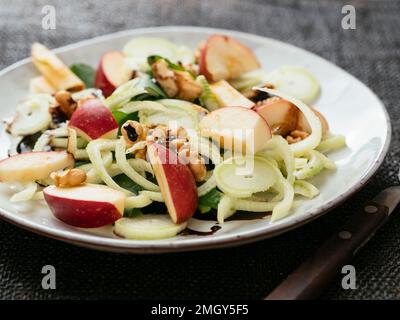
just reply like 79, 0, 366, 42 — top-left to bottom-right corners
115, 138, 160, 192
123, 37, 194, 72
138, 99, 203, 129
86, 139, 131, 194
294, 150, 336, 180
129, 158, 154, 176
159, 99, 205, 128
11, 94, 54, 136
294, 152, 324, 180
67, 128, 89, 159
105, 75, 165, 110
125, 193, 153, 208
229, 69, 270, 91
10, 182, 38, 202
259, 135, 295, 184
217, 195, 236, 224
85, 151, 113, 181
197, 174, 217, 196
316, 135, 346, 154
263, 66, 320, 104
114, 215, 187, 240
32, 191, 44, 200
294, 180, 320, 198
263, 158, 295, 222
197, 75, 220, 111
233, 198, 278, 212
295, 157, 308, 169
189, 135, 222, 165
255, 87, 322, 156
121, 100, 176, 115
33, 126, 68, 151
214, 156, 277, 198
140, 190, 164, 202
124, 37, 178, 71
72, 88, 104, 101
126, 141, 147, 155
80, 158, 152, 185
224, 157, 294, 222
104, 78, 144, 109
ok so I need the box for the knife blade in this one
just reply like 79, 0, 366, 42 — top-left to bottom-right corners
265, 186, 400, 300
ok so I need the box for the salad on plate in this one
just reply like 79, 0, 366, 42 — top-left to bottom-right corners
0, 34, 346, 240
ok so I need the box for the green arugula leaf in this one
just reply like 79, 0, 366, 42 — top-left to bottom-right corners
113, 174, 143, 194
123, 207, 143, 218
70, 63, 96, 88
198, 188, 221, 209
112, 110, 139, 134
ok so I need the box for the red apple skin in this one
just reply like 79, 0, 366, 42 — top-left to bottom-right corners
95, 63, 114, 98
68, 99, 118, 140
199, 42, 214, 82
44, 186, 123, 228
148, 142, 198, 224
95, 51, 132, 97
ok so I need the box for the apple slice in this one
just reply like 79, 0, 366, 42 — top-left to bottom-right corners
297, 108, 329, 137
44, 184, 125, 228
95, 51, 133, 97
210, 80, 254, 108
0, 151, 74, 183
199, 106, 271, 154
199, 34, 261, 81
254, 97, 299, 136
68, 99, 118, 140
147, 142, 198, 224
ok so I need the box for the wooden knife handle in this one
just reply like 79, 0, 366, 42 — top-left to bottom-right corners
265, 200, 389, 300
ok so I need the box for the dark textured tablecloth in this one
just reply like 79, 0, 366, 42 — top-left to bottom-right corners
0, 0, 400, 300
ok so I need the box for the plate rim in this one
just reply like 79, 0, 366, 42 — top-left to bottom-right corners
0, 26, 392, 253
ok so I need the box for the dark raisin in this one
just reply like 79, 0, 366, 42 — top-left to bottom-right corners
124, 124, 138, 141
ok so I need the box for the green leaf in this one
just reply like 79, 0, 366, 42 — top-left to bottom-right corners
124, 207, 143, 218
70, 63, 96, 88
198, 188, 221, 209
112, 110, 139, 135
105, 75, 166, 109
113, 174, 143, 194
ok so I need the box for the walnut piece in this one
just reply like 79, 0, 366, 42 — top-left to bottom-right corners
177, 146, 207, 182
121, 120, 148, 147
286, 130, 309, 144
151, 59, 202, 101
54, 90, 76, 118
51, 169, 86, 188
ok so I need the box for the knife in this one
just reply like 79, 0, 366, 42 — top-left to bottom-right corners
265, 186, 400, 300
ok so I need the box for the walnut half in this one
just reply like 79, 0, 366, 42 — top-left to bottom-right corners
51, 169, 87, 187
151, 59, 202, 101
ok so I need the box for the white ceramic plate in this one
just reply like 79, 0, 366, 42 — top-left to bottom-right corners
0, 27, 390, 253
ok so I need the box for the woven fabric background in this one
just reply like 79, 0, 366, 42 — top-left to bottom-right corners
0, 0, 400, 300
